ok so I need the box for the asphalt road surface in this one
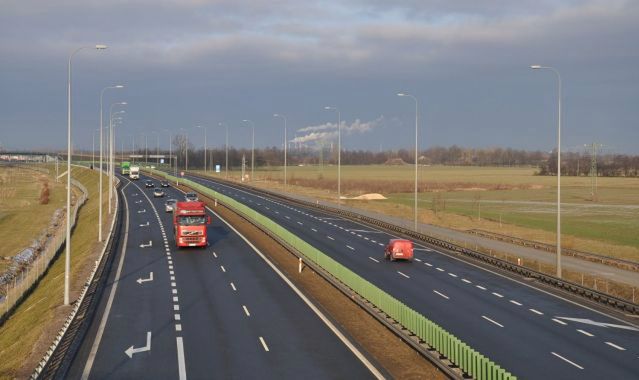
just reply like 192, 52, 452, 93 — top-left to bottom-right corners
66, 173, 381, 379
181, 173, 639, 380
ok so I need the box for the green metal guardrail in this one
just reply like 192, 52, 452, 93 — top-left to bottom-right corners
156, 170, 516, 380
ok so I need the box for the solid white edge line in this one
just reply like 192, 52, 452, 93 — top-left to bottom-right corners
176, 337, 187, 379
81, 180, 131, 380
551, 352, 584, 369
199, 203, 384, 379
481, 315, 504, 328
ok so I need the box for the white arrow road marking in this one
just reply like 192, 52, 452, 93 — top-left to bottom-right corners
136, 272, 153, 284
140, 240, 152, 248
139, 221, 149, 227
125, 331, 151, 358
556, 317, 639, 331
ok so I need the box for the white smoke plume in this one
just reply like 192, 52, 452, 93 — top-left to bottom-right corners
291, 116, 383, 145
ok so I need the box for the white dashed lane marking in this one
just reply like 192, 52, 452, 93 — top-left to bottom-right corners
397, 271, 410, 279
368, 257, 380, 263
551, 352, 584, 370
529, 308, 544, 315
482, 315, 504, 328
577, 329, 594, 337
433, 290, 449, 300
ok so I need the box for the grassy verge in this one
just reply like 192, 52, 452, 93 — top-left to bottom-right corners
0, 166, 66, 259
0, 165, 110, 379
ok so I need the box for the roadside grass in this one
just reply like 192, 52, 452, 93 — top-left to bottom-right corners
193, 165, 639, 261
0, 166, 109, 379
0, 166, 66, 259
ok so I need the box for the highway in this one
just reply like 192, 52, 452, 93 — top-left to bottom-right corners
66, 173, 380, 379
180, 173, 639, 379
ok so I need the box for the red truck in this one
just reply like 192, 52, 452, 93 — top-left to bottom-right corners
173, 201, 210, 247
384, 239, 414, 261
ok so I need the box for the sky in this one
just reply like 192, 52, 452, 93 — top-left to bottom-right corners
0, 0, 638, 153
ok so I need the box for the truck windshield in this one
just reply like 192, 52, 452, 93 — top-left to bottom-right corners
177, 215, 206, 226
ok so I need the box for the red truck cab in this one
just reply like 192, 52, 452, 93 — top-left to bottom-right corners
173, 201, 210, 247
384, 239, 414, 261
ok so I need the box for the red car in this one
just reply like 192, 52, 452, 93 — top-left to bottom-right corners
384, 239, 414, 261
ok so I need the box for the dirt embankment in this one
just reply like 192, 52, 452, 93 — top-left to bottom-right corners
177, 183, 445, 379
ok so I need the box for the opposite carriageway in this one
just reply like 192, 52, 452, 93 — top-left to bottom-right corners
176, 171, 639, 380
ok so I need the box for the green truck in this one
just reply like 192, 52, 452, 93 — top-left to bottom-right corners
121, 161, 131, 175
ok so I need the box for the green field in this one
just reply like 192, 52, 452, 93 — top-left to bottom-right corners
0, 165, 107, 378
0, 166, 66, 268
199, 165, 639, 259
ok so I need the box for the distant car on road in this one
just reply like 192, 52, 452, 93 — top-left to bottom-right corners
184, 192, 198, 202
160, 181, 170, 188
384, 239, 414, 262
165, 199, 177, 212
145, 180, 154, 188
153, 188, 165, 198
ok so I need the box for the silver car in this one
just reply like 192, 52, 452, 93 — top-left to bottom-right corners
165, 199, 177, 212
185, 192, 198, 202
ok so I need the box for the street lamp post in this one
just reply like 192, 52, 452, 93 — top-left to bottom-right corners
194, 125, 206, 172
108, 103, 126, 214
219, 122, 229, 178
397, 93, 419, 231
65, 44, 107, 306
242, 120, 255, 181
273, 114, 287, 188
98, 84, 123, 242
324, 107, 341, 205
92, 128, 100, 170
531, 64, 563, 278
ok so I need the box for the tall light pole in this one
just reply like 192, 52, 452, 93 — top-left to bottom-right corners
98, 84, 123, 242
194, 125, 206, 172
108, 103, 126, 214
324, 107, 341, 205
273, 114, 287, 188
65, 44, 107, 306
219, 122, 229, 178
531, 64, 563, 278
398, 93, 419, 231
91, 128, 100, 170
242, 119, 255, 181
162, 129, 174, 175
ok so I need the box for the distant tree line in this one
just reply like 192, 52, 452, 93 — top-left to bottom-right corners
539, 151, 639, 177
